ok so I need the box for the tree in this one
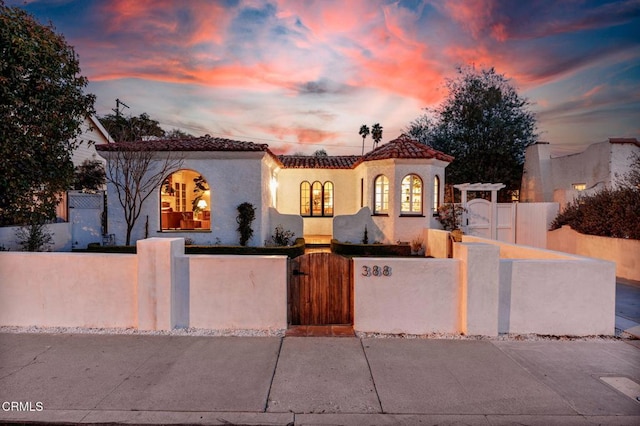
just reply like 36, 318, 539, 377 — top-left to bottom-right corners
359, 125, 369, 155
99, 143, 183, 245
73, 159, 106, 191
404, 114, 435, 146
0, 2, 95, 226
99, 112, 166, 142
407, 67, 537, 200
371, 123, 383, 149
313, 149, 328, 157
166, 128, 194, 139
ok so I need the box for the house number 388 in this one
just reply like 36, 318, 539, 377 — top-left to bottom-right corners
362, 265, 392, 277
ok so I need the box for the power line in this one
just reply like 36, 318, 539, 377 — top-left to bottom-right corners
112, 98, 129, 118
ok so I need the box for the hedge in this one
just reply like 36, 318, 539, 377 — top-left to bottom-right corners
550, 187, 640, 240
330, 239, 412, 256
81, 238, 306, 258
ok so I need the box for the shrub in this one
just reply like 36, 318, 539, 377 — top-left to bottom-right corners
551, 187, 640, 239
236, 202, 256, 246
435, 203, 466, 231
268, 225, 295, 246
15, 222, 54, 251
331, 239, 412, 256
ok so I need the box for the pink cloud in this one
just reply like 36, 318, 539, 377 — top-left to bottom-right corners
101, 0, 228, 45
259, 124, 341, 145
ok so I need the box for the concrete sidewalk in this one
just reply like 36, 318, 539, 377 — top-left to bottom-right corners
1, 333, 639, 425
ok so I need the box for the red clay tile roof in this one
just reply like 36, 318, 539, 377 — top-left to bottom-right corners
361, 134, 454, 163
278, 155, 361, 169
96, 135, 270, 152
96, 133, 454, 168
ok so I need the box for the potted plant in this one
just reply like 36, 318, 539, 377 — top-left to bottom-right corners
410, 236, 424, 255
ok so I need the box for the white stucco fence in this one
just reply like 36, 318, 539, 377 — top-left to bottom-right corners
547, 225, 640, 282
460, 234, 616, 335
0, 222, 72, 252
189, 255, 287, 330
0, 236, 616, 336
353, 258, 460, 334
0, 252, 137, 328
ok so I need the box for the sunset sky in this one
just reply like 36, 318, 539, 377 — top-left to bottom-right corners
11, 0, 640, 155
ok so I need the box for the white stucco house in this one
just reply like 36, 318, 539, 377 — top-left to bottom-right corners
521, 137, 640, 208
96, 134, 453, 246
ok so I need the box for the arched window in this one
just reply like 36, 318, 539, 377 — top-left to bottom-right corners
374, 175, 389, 214
401, 174, 422, 214
323, 182, 334, 216
300, 181, 311, 215
433, 175, 440, 213
160, 170, 210, 231
301, 181, 334, 217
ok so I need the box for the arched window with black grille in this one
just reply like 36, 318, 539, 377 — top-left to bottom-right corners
300, 181, 334, 217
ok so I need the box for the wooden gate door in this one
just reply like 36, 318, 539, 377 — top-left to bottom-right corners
288, 253, 352, 325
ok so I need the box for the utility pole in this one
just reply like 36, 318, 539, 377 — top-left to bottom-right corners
112, 98, 129, 119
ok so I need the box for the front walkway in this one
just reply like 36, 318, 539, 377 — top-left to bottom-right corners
304, 234, 331, 253
1, 333, 639, 425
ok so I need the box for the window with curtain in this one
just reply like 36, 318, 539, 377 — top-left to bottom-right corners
374, 175, 389, 214
401, 174, 422, 214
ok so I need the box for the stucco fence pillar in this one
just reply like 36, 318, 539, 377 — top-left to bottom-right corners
453, 243, 500, 336
136, 238, 189, 330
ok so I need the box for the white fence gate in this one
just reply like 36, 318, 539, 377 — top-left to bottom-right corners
465, 199, 515, 243
69, 191, 104, 250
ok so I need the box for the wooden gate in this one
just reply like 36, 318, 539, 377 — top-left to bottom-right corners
288, 253, 353, 325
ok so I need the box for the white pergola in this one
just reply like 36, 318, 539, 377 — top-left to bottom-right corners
454, 183, 505, 240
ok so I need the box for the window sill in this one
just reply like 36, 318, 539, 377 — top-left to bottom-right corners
399, 214, 425, 218
372, 213, 389, 217
159, 229, 212, 233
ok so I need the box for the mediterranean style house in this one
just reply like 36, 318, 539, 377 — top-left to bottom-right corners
96, 134, 453, 246
521, 138, 640, 208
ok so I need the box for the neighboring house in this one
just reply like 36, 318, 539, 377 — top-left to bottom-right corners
96, 134, 452, 246
56, 115, 112, 221
521, 138, 640, 208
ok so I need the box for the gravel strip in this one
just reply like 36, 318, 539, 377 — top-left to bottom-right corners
0, 325, 630, 341
0, 325, 285, 337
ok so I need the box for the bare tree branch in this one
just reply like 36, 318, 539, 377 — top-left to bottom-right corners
104, 146, 183, 245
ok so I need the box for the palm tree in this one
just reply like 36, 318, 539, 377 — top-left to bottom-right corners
371, 123, 383, 149
359, 125, 370, 155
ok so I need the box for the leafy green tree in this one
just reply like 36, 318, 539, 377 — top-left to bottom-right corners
359, 125, 369, 155
0, 2, 95, 226
99, 112, 165, 142
404, 114, 435, 146
371, 123, 383, 149
73, 159, 106, 191
407, 67, 537, 200
165, 128, 194, 139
